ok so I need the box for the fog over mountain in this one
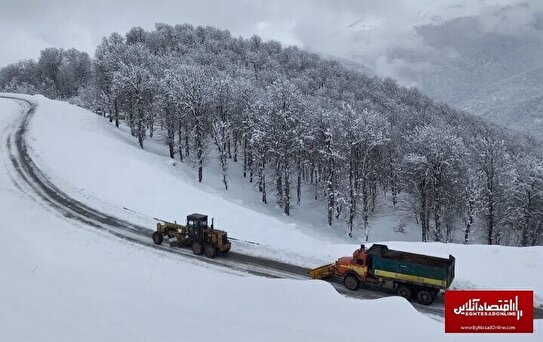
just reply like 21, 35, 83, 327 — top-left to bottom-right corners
341, 1, 543, 139
399, 8, 543, 139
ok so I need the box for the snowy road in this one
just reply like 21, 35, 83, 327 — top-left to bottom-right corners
1, 94, 540, 320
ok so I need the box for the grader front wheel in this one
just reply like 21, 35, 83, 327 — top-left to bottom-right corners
192, 241, 203, 255
152, 232, 163, 245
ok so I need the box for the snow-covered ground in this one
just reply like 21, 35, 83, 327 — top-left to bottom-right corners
0, 100, 444, 341
1, 95, 542, 340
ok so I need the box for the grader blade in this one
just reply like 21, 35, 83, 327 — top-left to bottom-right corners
309, 264, 336, 279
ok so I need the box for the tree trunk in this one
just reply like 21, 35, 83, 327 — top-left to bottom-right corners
487, 194, 495, 245
113, 98, 119, 128
168, 140, 175, 159
348, 145, 356, 237
463, 199, 474, 244
420, 180, 428, 242
370, 179, 377, 213
261, 157, 267, 204
296, 155, 302, 206
327, 149, 334, 226
227, 135, 232, 159
276, 157, 283, 207
284, 162, 290, 216
314, 166, 318, 201
233, 131, 238, 162
177, 121, 184, 162
184, 125, 190, 157
149, 112, 154, 138
221, 154, 228, 190
195, 116, 203, 183
362, 175, 369, 242
243, 137, 248, 178
166, 108, 175, 159
129, 111, 135, 137
248, 147, 254, 183
433, 203, 442, 242
137, 107, 144, 149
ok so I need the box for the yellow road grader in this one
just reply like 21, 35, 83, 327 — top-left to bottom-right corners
152, 213, 231, 258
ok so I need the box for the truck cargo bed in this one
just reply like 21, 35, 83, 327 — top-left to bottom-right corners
368, 244, 455, 289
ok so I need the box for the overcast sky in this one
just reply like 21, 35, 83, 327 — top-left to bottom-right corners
1, 0, 540, 81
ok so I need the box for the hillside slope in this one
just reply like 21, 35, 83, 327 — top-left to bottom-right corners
12, 94, 542, 305
458, 67, 543, 139
5, 95, 543, 341
0, 99, 445, 342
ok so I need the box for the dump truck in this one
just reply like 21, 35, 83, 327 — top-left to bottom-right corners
152, 213, 231, 258
309, 244, 455, 305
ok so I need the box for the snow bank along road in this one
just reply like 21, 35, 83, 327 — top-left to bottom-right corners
2, 94, 541, 320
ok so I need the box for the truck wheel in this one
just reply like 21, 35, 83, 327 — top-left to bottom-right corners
192, 241, 203, 255
205, 244, 217, 259
152, 232, 163, 245
343, 274, 359, 291
396, 285, 412, 300
416, 289, 434, 305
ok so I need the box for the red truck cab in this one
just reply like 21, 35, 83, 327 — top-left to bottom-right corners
335, 245, 369, 289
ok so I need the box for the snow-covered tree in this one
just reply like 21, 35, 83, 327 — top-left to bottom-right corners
112, 44, 156, 148
401, 124, 465, 242
5, 23, 542, 245
173, 64, 213, 183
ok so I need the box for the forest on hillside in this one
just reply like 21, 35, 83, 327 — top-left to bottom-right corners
1, 23, 542, 246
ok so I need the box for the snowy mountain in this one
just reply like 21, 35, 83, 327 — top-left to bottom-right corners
458, 67, 543, 139
412, 14, 543, 139
347, 3, 543, 140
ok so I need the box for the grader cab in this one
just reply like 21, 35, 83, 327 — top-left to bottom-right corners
152, 213, 231, 258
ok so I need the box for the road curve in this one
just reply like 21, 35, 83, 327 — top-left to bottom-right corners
2, 94, 541, 320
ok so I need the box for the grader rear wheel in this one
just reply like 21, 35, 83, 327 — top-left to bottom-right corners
152, 232, 163, 245
192, 241, 203, 255
205, 244, 217, 259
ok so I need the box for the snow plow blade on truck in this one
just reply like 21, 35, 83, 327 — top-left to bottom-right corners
308, 244, 455, 305
309, 264, 336, 279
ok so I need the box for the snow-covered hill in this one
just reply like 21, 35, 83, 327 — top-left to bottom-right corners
18, 95, 543, 304
1, 95, 542, 340
0, 99, 439, 341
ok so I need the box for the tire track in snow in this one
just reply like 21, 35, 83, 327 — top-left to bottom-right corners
1, 95, 319, 279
